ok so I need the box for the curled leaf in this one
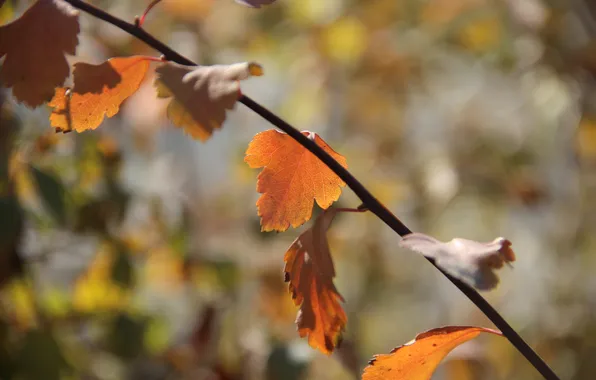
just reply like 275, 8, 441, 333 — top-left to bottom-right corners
399, 233, 516, 290
362, 326, 502, 380
245, 129, 347, 232
0, 0, 79, 107
48, 56, 151, 133
155, 61, 263, 141
284, 208, 346, 354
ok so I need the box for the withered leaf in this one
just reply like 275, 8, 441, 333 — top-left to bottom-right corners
155, 61, 263, 141
0, 0, 79, 107
284, 208, 346, 355
399, 233, 516, 290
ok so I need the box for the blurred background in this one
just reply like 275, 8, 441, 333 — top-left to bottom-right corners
1, 0, 596, 378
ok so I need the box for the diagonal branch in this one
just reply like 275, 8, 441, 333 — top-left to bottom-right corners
62, 1, 559, 378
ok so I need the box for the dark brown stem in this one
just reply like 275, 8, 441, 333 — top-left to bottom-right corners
62, 1, 559, 378
136, 0, 164, 28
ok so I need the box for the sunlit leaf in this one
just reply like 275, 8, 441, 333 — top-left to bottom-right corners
0, 0, 79, 107
245, 130, 347, 231
284, 208, 346, 354
154, 61, 263, 141
399, 233, 515, 290
362, 326, 502, 380
49, 56, 151, 133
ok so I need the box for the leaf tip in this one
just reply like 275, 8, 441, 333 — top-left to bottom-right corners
248, 62, 264, 77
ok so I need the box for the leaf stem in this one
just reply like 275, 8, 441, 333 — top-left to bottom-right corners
61, 1, 559, 378
135, 0, 164, 28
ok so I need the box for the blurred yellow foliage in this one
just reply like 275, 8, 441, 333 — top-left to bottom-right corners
143, 246, 186, 290
73, 243, 130, 313
287, 0, 342, 26
3, 279, 36, 329
0, 0, 13, 24
144, 318, 170, 354
458, 13, 502, 52
162, 0, 214, 21
322, 17, 367, 63
10, 153, 35, 203
421, 0, 480, 25
577, 117, 596, 160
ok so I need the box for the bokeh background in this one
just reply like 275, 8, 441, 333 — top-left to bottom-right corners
1, 0, 596, 378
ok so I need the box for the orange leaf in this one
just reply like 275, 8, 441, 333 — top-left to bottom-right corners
284, 208, 346, 354
245, 130, 347, 231
154, 61, 263, 141
48, 56, 151, 133
0, 0, 79, 107
362, 326, 502, 380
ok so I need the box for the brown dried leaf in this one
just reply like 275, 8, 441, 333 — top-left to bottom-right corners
399, 233, 516, 290
284, 208, 346, 355
0, 0, 79, 107
154, 61, 263, 141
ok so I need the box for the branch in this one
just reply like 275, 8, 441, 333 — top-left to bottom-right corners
62, 1, 559, 378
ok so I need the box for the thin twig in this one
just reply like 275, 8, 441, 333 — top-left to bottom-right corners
334, 207, 369, 213
62, 1, 559, 378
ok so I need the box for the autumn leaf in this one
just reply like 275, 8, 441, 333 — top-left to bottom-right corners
48, 56, 151, 133
155, 61, 263, 141
236, 0, 278, 8
362, 326, 502, 380
245, 130, 347, 232
399, 233, 516, 291
0, 0, 79, 107
284, 208, 346, 354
